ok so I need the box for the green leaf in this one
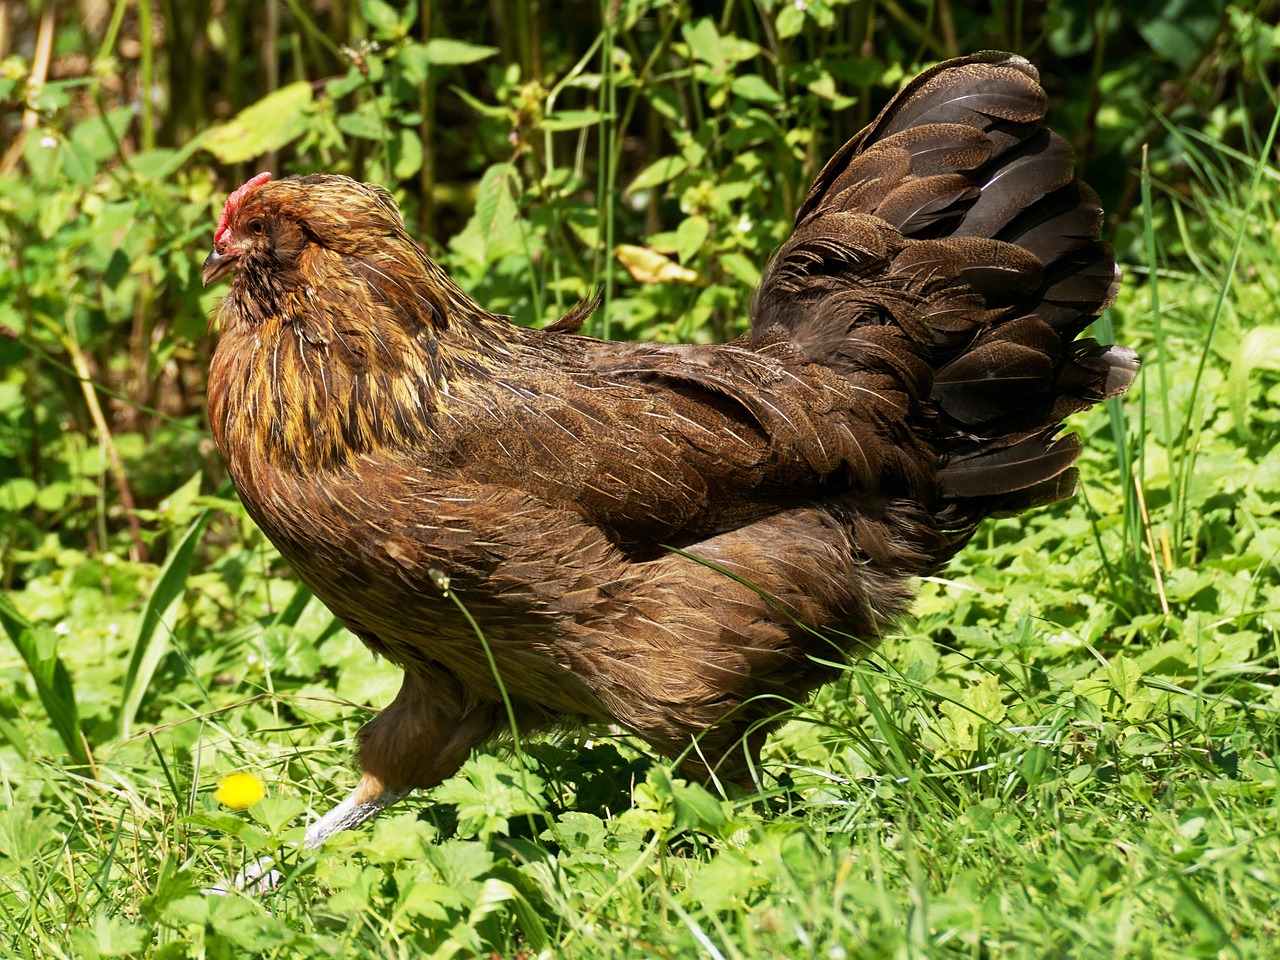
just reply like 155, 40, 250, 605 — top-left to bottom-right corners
129, 135, 207, 181
681, 18, 758, 69
432, 754, 546, 838
248, 796, 308, 835
541, 109, 608, 132
421, 38, 500, 66
731, 74, 783, 105
1138, 15, 1219, 70
777, 4, 806, 39
719, 250, 761, 287
1105, 653, 1144, 702
682, 19, 723, 68
966, 672, 1007, 723
119, 510, 212, 738
676, 215, 710, 263
448, 162, 525, 273
0, 592, 89, 766
398, 39, 497, 84
0, 477, 38, 512
60, 139, 96, 188
647, 766, 727, 833
69, 106, 132, 163
1227, 326, 1280, 438
718, 33, 763, 63
201, 82, 314, 164
360, 0, 415, 38
336, 103, 388, 142
390, 125, 423, 179
67, 914, 148, 959
627, 155, 688, 195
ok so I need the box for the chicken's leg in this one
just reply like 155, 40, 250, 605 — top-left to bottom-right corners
309, 663, 508, 845
214, 664, 506, 893
304, 778, 412, 848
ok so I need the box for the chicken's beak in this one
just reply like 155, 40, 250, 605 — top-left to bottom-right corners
201, 248, 238, 287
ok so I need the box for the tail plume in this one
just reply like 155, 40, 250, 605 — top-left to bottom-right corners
752, 51, 1138, 522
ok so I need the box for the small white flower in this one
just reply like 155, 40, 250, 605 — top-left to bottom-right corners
736, 213, 753, 233
794, 0, 809, 10
54, 621, 70, 636
40, 134, 57, 149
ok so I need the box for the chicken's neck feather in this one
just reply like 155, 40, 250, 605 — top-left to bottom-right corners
209, 237, 514, 475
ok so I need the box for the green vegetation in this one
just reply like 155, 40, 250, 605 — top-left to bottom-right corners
1, 0, 1279, 956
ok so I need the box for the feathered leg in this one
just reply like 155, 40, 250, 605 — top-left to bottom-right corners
213, 665, 504, 893
308, 664, 507, 845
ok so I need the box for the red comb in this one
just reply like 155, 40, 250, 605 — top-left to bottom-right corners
213, 171, 272, 246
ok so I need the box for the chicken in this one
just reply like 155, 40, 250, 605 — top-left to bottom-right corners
202, 51, 1138, 847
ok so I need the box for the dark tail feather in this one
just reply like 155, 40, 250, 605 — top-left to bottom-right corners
752, 51, 1138, 529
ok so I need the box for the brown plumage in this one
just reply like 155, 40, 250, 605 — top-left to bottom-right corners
203, 51, 1138, 845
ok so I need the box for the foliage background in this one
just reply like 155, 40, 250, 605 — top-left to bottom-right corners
1, 0, 1279, 957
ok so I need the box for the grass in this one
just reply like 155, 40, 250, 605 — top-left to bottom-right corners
2, 3, 1280, 958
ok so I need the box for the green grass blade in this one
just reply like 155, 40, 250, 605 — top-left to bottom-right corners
0, 591, 90, 767
118, 509, 212, 739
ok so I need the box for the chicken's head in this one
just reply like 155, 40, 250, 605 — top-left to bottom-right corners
202, 172, 274, 286
202, 172, 415, 289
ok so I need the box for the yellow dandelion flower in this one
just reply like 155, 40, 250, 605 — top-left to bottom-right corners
214, 772, 266, 810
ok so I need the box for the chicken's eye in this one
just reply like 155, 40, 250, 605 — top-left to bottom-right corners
248, 217, 265, 236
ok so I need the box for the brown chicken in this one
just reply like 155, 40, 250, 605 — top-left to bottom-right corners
202, 51, 1137, 846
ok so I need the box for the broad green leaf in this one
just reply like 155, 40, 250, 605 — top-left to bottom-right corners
647, 766, 728, 833
59, 139, 95, 188
360, 0, 415, 38
0, 592, 89, 766
941, 674, 1006, 752
681, 18, 757, 68
1138, 15, 1219, 70
627, 155, 688, 194
248, 796, 308, 835
731, 74, 783, 105
719, 250, 761, 287
671, 780, 728, 832
391, 125, 423, 179
777, 4, 806, 38
201, 82, 314, 164
968, 672, 1006, 722
432, 754, 546, 838
422, 38, 499, 66
399, 39, 498, 84
69, 106, 133, 163
0, 477, 38, 512
719, 33, 763, 63
682, 19, 723, 68
68, 915, 148, 958
447, 162, 526, 278
336, 101, 387, 141
540, 109, 608, 132
676, 214, 710, 263
129, 135, 207, 181
1106, 653, 1144, 702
